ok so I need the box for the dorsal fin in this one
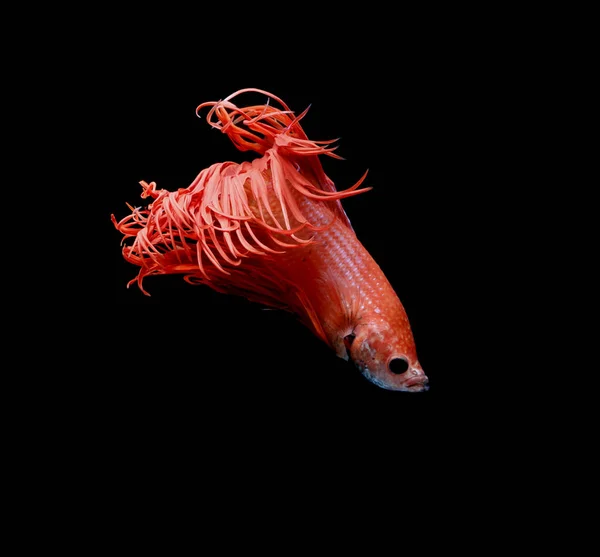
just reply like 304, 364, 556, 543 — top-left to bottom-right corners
197, 88, 369, 228
112, 89, 371, 296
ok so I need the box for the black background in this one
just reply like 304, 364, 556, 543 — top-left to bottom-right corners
9, 10, 535, 540
59, 9, 503, 452
13, 7, 560, 542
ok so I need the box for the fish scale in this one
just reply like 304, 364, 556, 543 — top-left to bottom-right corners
268, 187, 416, 364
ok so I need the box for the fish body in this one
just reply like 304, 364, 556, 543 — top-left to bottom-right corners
265, 191, 427, 392
113, 89, 428, 392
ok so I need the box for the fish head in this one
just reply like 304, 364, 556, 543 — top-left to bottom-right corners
344, 322, 429, 392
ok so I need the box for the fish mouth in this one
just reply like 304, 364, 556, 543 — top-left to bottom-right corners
359, 366, 430, 392
399, 372, 429, 392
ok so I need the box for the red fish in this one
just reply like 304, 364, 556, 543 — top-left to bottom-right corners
112, 88, 428, 392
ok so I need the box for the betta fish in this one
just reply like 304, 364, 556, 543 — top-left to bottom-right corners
112, 88, 428, 392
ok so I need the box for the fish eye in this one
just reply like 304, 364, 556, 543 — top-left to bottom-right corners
388, 357, 409, 375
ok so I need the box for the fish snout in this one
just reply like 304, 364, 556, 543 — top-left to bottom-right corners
388, 359, 429, 392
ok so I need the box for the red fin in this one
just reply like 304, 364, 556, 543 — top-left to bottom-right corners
114, 89, 371, 306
